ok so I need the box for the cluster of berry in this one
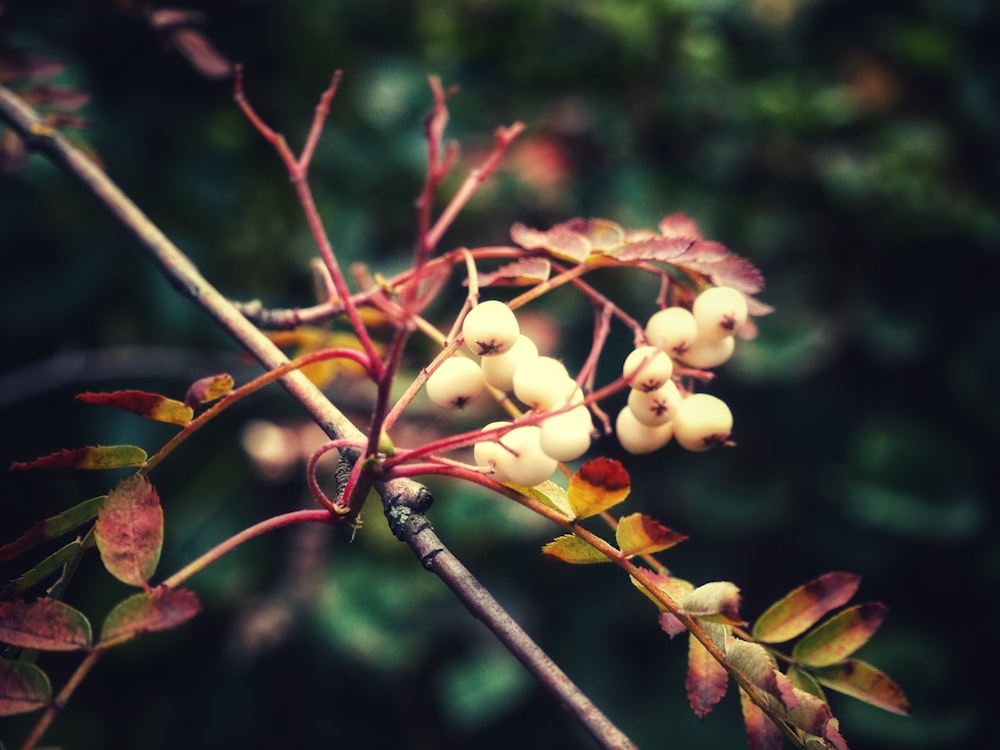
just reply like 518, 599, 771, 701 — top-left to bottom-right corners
424, 287, 747, 486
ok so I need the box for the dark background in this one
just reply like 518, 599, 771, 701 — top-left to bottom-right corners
2, 1, 997, 748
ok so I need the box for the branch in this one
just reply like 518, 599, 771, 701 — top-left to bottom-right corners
379, 478, 637, 750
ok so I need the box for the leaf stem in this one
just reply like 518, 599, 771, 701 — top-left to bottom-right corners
20, 648, 102, 750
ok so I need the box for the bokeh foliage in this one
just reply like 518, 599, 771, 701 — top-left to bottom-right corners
2, 1, 997, 748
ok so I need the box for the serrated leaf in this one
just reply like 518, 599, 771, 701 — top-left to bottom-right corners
0, 599, 92, 651
184, 372, 234, 407
792, 603, 887, 667
77, 390, 193, 426
477, 257, 552, 286
683, 581, 743, 625
616, 513, 687, 557
510, 221, 591, 263
783, 687, 848, 750
752, 572, 861, 643
739, 686, 784, 750
95, 474, 163, 587
541, 534, 610, 564
0, 496, 104, 561
0, 660, 51, 716
566, 457, 630, 519
631, 569, 694, 635
659, 213, 704, 240
562, 218, 625, 251
99, 587, 200, 646
686, 630, 729, 717
520, 480, 573, 518
728, 639, 798, 711
11, 445, 147, 471
813, 659, 909, 716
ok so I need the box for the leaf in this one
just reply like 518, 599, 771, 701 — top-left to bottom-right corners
510, 221, 591, 263
739, 687, 784, 750
0, 660, 51, 716
728, 639, 798, 711
686, 631, 729, 717
477, 257, 552, 287
99, 587, 200, 646
1, 541, 83, 600
659, 213, 704, 240
683, 581, 743, 625
541, 535, 610, 564
561, 218, 625, 251
566, 457, 630, 519
0, 600, 92, 651
11, 445, 147, 471
631, 569, 694, 635
788, 666, 827, 701
0, 496, 104, 561
813, 659, 909, 716
752, 572, 861, 643
520, 480, 573, 518
792, 603, 887, 667
184, 372, 234, 407
77, 390, 193, 426
94, 474, 163, 587
783, 687, 848, 750
615, 513, 687, 557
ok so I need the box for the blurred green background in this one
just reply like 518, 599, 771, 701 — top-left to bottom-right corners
2, 1, 997, 748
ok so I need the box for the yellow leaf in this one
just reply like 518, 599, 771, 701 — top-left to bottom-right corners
541, 534, 610, 564
567, 457, 630, 519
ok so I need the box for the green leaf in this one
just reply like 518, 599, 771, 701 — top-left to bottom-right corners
95, 474, 163, 587
686, 630, 728, 718
0, 496, 105, 561
752, 572, 860, 643
616, 512, 687, 557
520, 479, 573, 517
99, 588, 200, 647
77, 390, 193, 426
0, 599, 92, 651
11, 445, 147, 471
1, 541, 82, 599
788, 666, 827, 701
792, 602, 887, 667
0, 660, 51, 716
566, 457, 630, 519
813, 658, 909, 715
541, 534, 610, 564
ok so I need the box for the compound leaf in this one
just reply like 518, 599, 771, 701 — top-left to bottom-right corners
541, 534, 609, 565
99, 587, 200, 647
0, 599, 91, 651
0, 495, 104, 561
77, 390, 193, 426
0, 660, 51, 716
752, 572, 860, 643
813, 659, 909, 716
793, 603, 887, 667
11, 445, 147, 471
686, 630, 728, 718
95, 474, 163, 587
567, 457, 630, 519
616, 512, 687, 557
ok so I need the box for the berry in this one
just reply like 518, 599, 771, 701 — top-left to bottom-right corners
678, 333, 735, 369
692, 286, 748, 339
627, 380, 681, 427
480, 334, 539, 391
512, 356, 576, 409
673, 393, 733, 451
615, 406, 674, 455
483, 424, 558, 486
622, 345, 674, 391
645, 307, 698, 359
474, 420, 514, 479
425, 356, 485, 409
462, 299, 520, 356
539, 405, 593, 462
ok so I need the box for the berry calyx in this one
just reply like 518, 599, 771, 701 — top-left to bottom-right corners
673, 393, 733, 451
627, 380, 681, 427
622, 346, 674, 392
692, 286, 748, 339
645, 306, 698, 359
425, 356, 485, 409
462, 299, 520, 356
480, 334, 539, 391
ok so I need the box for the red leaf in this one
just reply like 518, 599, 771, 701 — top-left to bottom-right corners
77, 390, 193, 426
477, 257, 552, 286
0, 600, 92, 651
0, 660, 51, 716
659, 213, 704, 240
739, 687, 784, 750
687, 631, 728, 717
168, 27, 233, 79
95, 474, 163, 587
510, 221, 591, 262
11, 445, 147, 471
99, 588, 200, 646
616, 513, 687, 557
567, 457, 631, 519
185, 372, 234, 407
753, 572, 861, 643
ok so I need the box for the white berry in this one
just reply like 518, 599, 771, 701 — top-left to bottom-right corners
678, 333, 735, 369
615, 406, 674, 454
622, 346, 674, 391
474, 421, 514, 479
462, 299, 520, 356
673, 393, 733, 451
480, 334, 538, 392
425, 356, 485, 409
645, 307, 698, 359
496, 424, 559, 486
512, 356, 576, 409
627, 380, 681, 427
539, 405, 593, 462
692, 286, 748, 339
